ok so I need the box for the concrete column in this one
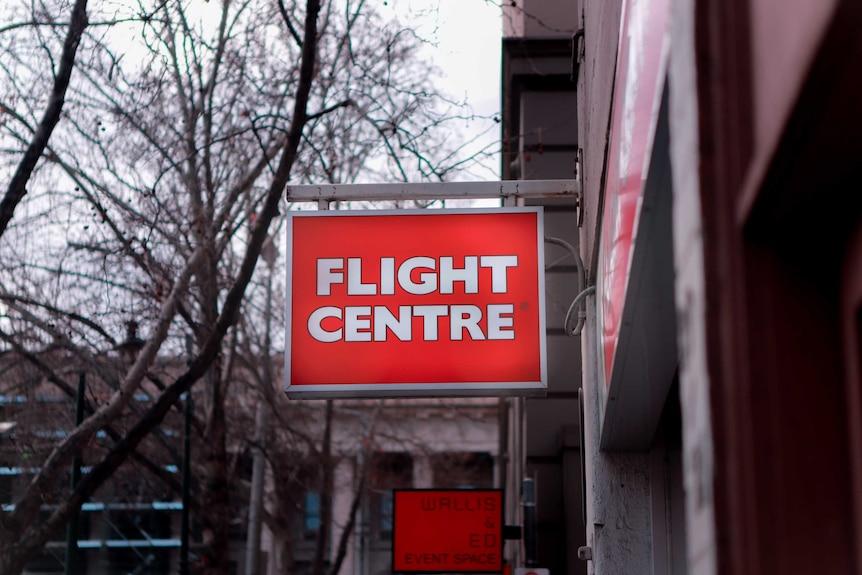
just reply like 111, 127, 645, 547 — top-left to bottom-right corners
261, 524, 275, 575
668, 1, 717, 573
581, 293, 653, 575
501, 397, 524, 570
412, 453, 433, 489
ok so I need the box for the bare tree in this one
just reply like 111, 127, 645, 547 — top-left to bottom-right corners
0, 0, 88, 239
0, 0, 487, 572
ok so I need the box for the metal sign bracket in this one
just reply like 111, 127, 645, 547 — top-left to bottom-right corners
287, 179, 581, 208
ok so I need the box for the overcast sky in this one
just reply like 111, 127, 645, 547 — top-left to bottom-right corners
385, 0, 503, 180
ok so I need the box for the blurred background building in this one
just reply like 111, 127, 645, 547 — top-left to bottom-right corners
0, 350, 498, 575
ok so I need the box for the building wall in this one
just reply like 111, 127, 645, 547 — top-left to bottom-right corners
520, 0, 862, 573
579, 303, 652, 575
501, 3, 587, 575
666, 1, 716, 574
574, 0, 686, 572
576, 0, 621, 273
503, 0, 579, 38
677, 0, 862, 574
747, 0, 837, 166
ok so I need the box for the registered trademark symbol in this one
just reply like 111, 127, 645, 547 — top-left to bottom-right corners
520, 301, 529, 311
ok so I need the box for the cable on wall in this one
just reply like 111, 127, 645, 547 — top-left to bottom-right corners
544, 236, 594, 337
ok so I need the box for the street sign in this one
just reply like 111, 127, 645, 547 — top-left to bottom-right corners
284, 208, 547, 398
392, 489, 504, 573
597, 0, 670, 390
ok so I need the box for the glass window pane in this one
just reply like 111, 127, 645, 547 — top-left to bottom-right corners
305, 491, 320, 532
380, 491, 393, 538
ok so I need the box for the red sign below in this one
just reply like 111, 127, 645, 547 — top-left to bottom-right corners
393, 489, 503, 573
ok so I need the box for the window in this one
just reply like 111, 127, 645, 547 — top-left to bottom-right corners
379, 491, 394, 536
431, 452, 494, 489
370, 452, 413, 541
267, 451, 323, 548
304, 491, 321, 539
0, 470, 13, 505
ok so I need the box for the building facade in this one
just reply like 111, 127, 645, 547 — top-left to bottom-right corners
499, 3, 586, 575
258, 397, 501, 575
503, 0, 862, 574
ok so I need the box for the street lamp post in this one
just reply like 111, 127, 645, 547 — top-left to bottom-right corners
64, 373, 86, 575
245, 236, 277, 575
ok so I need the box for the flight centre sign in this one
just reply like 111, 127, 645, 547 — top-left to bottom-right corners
392, 489, 504, 573
284, 208, 547, 398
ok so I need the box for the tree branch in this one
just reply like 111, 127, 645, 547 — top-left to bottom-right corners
0, 294, 117, 346
277, 0, 303, 46
4, 0, 324, 569
0, 0, 88, 240
306, 99, 353, 122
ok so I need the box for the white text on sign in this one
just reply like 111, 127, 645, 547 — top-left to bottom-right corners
308, 256, 519, 343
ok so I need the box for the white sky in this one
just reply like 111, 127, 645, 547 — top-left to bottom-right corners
108, 0, 504, 180
384, 0, 503, 180
409, 0, 501, 119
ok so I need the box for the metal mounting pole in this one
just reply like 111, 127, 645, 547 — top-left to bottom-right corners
64, 373, 86, 575
245, 243, 276, 575
523, 477, 538, 567
180, 392, 192, 575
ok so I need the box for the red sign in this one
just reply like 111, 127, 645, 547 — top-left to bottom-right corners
393, 489, 503, 573
285, 208, 547, 398
598, 0, 669, 386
